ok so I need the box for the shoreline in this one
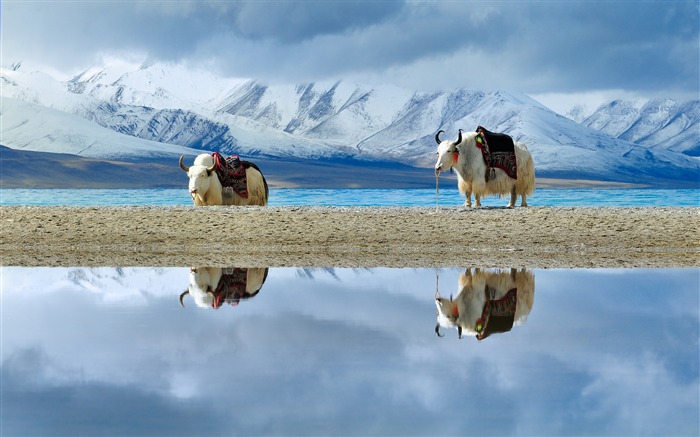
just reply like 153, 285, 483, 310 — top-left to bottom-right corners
1, 206, 698, 268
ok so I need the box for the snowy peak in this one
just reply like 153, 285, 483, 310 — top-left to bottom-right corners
218, 80, 381, 134
65, 61, 248, 111
1, 61, 698, 185
579, 98, 699, 156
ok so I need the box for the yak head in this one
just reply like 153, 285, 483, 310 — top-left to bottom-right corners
434, 129, 463, 173
434, 294, 464, 339
180, 267, 217, 308
179, 154, 216, 198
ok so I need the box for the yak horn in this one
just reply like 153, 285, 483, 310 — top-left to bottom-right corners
455, 129, 463, 145
179, 290, 189, 307
435, 130, 445, 145
206, 163, 216, 173
435, 323, 444, 337
179, 155, 189, 172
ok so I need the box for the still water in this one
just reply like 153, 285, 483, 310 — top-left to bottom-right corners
1, 267, 698, 436
1, 187, 699, 207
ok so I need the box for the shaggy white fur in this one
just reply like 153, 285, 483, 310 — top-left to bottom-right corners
435, 131, 535, 207
180, 154, 268, 206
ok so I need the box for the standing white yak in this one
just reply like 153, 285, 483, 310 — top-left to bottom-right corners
179, 153, 268, 206
435, 129, 535, 207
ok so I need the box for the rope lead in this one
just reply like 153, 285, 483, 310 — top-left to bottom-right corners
435, 269, 441, 300
434, 168, 441, 211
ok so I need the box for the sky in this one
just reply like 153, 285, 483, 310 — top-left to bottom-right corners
1, 266, 698, 435
2, 1, 699, 113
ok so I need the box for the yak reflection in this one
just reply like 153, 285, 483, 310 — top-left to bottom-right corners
435, 268, 535, 340
180, 267, 269, 309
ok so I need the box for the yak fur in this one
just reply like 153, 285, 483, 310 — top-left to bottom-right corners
180, 154, 268, 206
435, 130, 535, 207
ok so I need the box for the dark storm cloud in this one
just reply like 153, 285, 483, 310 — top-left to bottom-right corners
2, 1, 225, 66
230, 0, 403, 42
2, 1, 403, 66
496, 1, 700, 93
2, 1, 698, 95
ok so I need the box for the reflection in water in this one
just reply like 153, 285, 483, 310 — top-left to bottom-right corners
1, 266, 698, 436
435, 268, 535, 340
180, 267, 269, 309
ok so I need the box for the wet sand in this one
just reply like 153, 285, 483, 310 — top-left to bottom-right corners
1, 206, 698, 268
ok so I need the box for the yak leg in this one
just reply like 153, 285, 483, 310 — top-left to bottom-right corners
521, 192, 528, 207
508, 187, 517, 208
464, 190, 472, 207
474, 194, 481, 207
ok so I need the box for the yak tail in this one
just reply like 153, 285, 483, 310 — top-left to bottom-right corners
519, 153, 536, 196
513, 145, 535, 196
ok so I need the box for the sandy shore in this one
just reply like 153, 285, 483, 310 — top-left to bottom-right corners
1, 206, 698, 268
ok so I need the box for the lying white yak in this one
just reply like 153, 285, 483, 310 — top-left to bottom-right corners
435, 129, 535, 207
435, 268, 535, 340
180, 267, 269, 309
179, 153, 268, 206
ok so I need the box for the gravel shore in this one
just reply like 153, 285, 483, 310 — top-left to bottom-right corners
1, 206, 698, 268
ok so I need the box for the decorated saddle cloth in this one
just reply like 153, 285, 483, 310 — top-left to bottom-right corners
212, 268, 255, 309
475, 126, 518, 180
475, 286, 517, 341
212, 152, 248, 198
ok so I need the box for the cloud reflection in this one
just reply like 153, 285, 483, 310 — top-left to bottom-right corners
1, 266, 698, 435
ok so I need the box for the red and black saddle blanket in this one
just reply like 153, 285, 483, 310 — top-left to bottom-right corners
212, 152, 248, 198
475, 126, 518, 180
212, 268, 253, 309
475, 287, 518, 341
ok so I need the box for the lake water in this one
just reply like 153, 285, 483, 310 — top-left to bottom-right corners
2, 186, 698, 434
1, 266, 698, 436
1, 187, 699, 207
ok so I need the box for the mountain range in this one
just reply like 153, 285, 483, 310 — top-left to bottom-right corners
568, 99, 699, 157
1, 61, 698, 188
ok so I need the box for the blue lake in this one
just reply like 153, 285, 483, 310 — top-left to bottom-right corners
1, 266, 698, 436
2, 185, 698, 434
1, 187, 699, 207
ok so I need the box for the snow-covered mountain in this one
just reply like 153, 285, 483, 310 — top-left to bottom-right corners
575, 99, 699, 157
2, 61, 698, 186
2, 98, 204, 159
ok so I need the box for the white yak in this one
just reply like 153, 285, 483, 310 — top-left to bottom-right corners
180, 154, 268, 206
435, 129, 535, 207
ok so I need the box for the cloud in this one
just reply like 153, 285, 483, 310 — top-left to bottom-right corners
3, 1, 698, 100
580, 352, 700, 436
2, 267, 699, 435
1, 347, 224, 436
230, 0, 403, 42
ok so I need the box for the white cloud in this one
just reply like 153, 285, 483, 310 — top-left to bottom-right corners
3, 0, 697, 107
582, 352, 700, 435
2, 267, 698, 435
